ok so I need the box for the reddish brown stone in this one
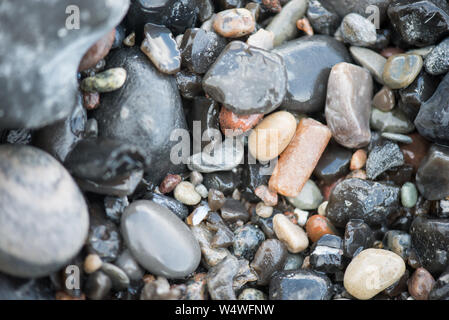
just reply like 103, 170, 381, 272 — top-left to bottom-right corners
305, 215, 336, 242
219, 106, 263, 136
83, 92, 100, 110
400, 133, 430, 171
78, 29, 116, 71
296, 18, 314, 36
350, 149, 367, 170
380, 47, 404, 59
269, 118, 331, 197
159, 174, 182, 194
408, 267, 435, 300
263, 0, 282, 13
254, 185, 278, 206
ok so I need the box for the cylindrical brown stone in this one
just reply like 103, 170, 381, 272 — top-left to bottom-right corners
269, 118, 331, 197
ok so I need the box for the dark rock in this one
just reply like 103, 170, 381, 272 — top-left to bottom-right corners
232, 225, 265, 260
221, 198, 250, 223
251, 212, 276, 239
411, 216, 449, 274
269, 269, 333, 300
208, 189, 226, 212
377, 164, 414, 186
370, 107, 415, 134
0, 145, 88, 278
101, 262, 130, 290
64, 138, 146, 196
306, 0, 340, 36
240, 160, 271, 202
104, 196, 129, 223
343, 219, 374, 258
233, 258, 258, 291
0, 0, 129, 129
366, 140, 404, 180
4, 129, 33, 145
399, 71, 438, 121
434, 199, 449, 219
112, 24, 126, 49
175, 71, 203, 99
338, 13, 377, 47
85, 271, 112, 300
202, 170, 240, 196
429, 268, 449, 300
274, 35, 351, 113
424, 37, 449, 75
207, 255, 239, 300
383, 230, 411, 259
0, 274, 54, 300
93, 47, 188, 185
313, 141, 351, 183
216, 0, 244, 10
180, 28, 227, 74
203, 41, 287, 115
388, 0, 449, 47
416, 144, 449, 200
326, 178, 400, 227
384, 270, 409, 298
251, 239, 288, 285
188, 97, 221, 151
415, 73, 449, 145
115, 250, 144, 282
121, 200, 201, 278
141, 192, 189, 220
206, 212, 235, 248
320, 0, 391, 24
198, 0, 214, 22
310, 234, 345, 273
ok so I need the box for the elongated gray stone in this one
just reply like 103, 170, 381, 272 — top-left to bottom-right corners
0, 145, 89, 278
325, 62, 373, 148
0, 0, 129, 129
121, 200, 201, 279
349, 46, 387, 84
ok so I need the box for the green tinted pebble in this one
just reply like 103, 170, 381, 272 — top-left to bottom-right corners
370, 107, 415, 134
81, 67, 127, 93
401, 182, 418, 208
382, 54, 423, 89
287, 179, 323, 210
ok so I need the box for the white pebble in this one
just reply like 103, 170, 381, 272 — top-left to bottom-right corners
174, 181, 202, 205
294, 208, 309, 227
318, 201, 328, 216
256, 202, 273, 218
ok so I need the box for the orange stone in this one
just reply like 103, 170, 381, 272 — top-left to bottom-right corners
296, 18, 314, 36
79, 28, 116, 71
269, 118, 331, 197
305, 215, 336, 242
350, 149, 367, 170
400, 133, 430, 171
219, 106, 263, 136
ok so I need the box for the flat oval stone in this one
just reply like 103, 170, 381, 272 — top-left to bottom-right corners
0, 145, 88, 278
382, 54, 423, 89
313, 141, 352, 183
213, 8, 255, 38
250, 239, 288, 285
81, 68, 127, 93
344, 248, 406, 300
203, 41, 287, 115
274, 35, 351, 113
248, 111, 296, 161
121, 200, 201, 279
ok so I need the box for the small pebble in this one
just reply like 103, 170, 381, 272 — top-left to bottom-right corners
84, 254, 103, 274
380, 47, 404, 59
174, 181, 202, 205
190, 171, 203, 186
381, 132, 413, 144
382, 54, 423, 89
401, 182, 418, 208
219, 106, 263, 136
339, 13, 377, 47
123, 32, 135, 47
408, 267, 435, 300
186, 205, 210, 226
195, 184, 209, 199
159, 174, 182, 194
238, 288, 266, 300
83, 92, 100, 110
296, 17, 313, 35
80, 68, 127, 93
294, 208, 309, 227
254, 185, 278, 207
246, 29, 274, 50
255, 202, 273, 218
317, 201, 328, 216
287, 179, 323, 210
305, 215, 336, 243
350, 149, 367, 171
208, 189, 226, 211
373, 86, 395, 112
273, 214, 309, 253
213, 8, 255, 38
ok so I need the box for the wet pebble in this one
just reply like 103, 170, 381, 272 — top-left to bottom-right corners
401, 182, 418, 208
306, 0, 340, 36
247, 29, 274, 50
305, 215, 337, 243
349, 46, 386, 84
416, 144, 449, 200
373, 86, 395, 112
207, 255, 239, 300
273, 214, 309, 253
219, 107, 263, 137
232, 225, 265, 261
287, 180, 323, 210
208, 189, 226, 212
221, 198, 250, 223
350, 149, 367, 171
81, 68, 127, 93
251, 239, 288, 285
174, 181, 202, 206
85, 271, 112, 300
381, 132, 413, 144
339, 14, 377, 47
115, 250, 144, 282
424, 37, 449, 75
314, 142, 352, 183
213, 9, 255, 38
408, 268, 435, 300
366, 140, 404, 180
309, 234, 344, 273
370, 108, 415, 134
238, 288, 266, 300
382, 54, 423, 89
160, 174, 182, 194
343, 220, 374, 258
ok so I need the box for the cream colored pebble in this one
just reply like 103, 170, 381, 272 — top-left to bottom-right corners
273, 214, 309, 253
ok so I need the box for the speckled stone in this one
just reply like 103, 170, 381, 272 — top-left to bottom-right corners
424, 37, 449, 75
366, 140, 404, 180
382, 54, 423, 89
401, 182, 418, 208
339, 14, 377, 47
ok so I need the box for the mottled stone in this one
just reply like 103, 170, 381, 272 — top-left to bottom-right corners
383, 230, 411, 259
254, 185, 278, 207
191, 223, 230, 268
203, 171, 240, 196
0, 274, 54, 300
339, 14, 377, 47
416, 144, 449, 200
429, 269, 449, 300
305, 215, 337, 243
344, 249, 406, 300
174, 181, 202, 206
213, 9, 255, 38
176, 70, 203, 99
382, 54, 423, 89
81, 68, 127, 93
238, 288, 266, 300
424, 37, 449, 75
373, 87, 395, 112
266, 0, 308, 46
0, 0, 129, 129
232, 225, 265, 260
343, 219, 374, 258
269, 118, 332, 197
325, 62, 372, 148
274, 35, 351, 113
141, 23, 180, 74
269, 270, 333, 300
248, 111, 296, 161
121, 200, 201, 279
247, 29, 275, 50
221, 199, 249, 223
408, 268, 435, 300
203, 41, 287, 115
366, 140, 404, 180
326, 178, 400, 227
0, 145, 88, 278
287, 180, 323, 210
309, 234, 344, 273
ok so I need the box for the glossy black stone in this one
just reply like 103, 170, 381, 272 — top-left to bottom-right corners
269, 269, 333, 300
142, 192, 189, 220
273, 35, 351, 113
398, 71, 438, 121
240, 160, 271, 202
202, 171, 240, 196
377, 164, 414, 186
180, 28, 227, 74
0, 0, 129, 129
306, 0, 340, 36
221, 199, 250, 223
188, 97, 220, 151
411, 216, 449, 274
251, 239, 288, 285
203, 41, 287, 115
326, 178, 400, 227
384, 270, 409, 298
416, 144, 449, 200
93, 47, 188, 185
424, 37, 449, 75
343, 219, 374, 258
429, 268, 449, 300
415, 73, 449, 145
85, 271, 112, 300
251, 212, 275, 239
313, 141, 351, 183
175, 71, 203, 99
388, 0, 449, 47
310, 234, 345, 273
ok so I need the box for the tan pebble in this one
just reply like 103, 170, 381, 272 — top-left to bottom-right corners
255, 202, 273, 218
273, 214, 309, 253
350, 149, 367, 170
84, 254, 102, 274
301, 256, 310, 269
344, 248, 406, 300
317, 201, 328, 216
232, 189, 241, 200
174, 181, 202, 205
213, 9, 255, 38
123, 32, 136, 47
296, 17, 314, 35
248, 111, 297, 162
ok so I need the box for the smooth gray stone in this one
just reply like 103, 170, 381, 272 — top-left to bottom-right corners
85, 271, 112, 300
306, 0, 341, 36
274, 35, 351, 113
416, 144, 449, 200
371, 108, 415, 134
0, 145, 88, 278
100, 262, 130, 290
115, 250, 144, 282
350, 46, 387, 84
207, 254, 239, 300
381, 132, 413, 144
121, 200, 201, 279
0, 0, 129, 129
93, 47, 188, 185
366, 140, 404, 180
320, 0, 391, 24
